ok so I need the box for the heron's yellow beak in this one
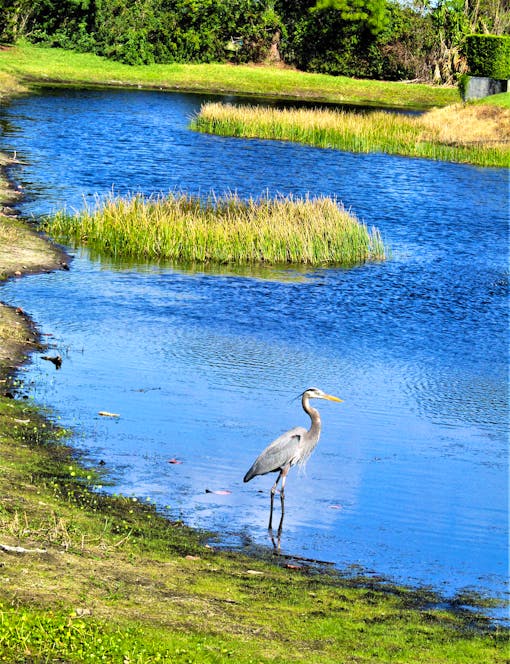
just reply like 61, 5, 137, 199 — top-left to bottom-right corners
325, 394, 343, 402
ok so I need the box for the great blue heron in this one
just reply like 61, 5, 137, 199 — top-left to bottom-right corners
243, 387, 343, 532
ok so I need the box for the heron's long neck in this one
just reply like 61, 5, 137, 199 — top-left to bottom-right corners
302, 395, 321, 439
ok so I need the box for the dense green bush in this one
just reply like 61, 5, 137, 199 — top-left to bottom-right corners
276, 0, 384, 78
0, 0, 283, 65
1, 0, 505, 82
276, 0, 439, 81
91, 0, 284, 65
379, 3, 437, 81
466, 34, 510, 79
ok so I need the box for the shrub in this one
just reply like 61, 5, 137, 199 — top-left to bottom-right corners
466, 34, 510, 79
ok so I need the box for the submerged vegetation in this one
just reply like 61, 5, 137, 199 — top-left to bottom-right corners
44, 192, 387, 266
192, 101, 510, 168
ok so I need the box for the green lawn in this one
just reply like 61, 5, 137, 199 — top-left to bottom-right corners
0, 43, 459, 109
477, 91, 510, 107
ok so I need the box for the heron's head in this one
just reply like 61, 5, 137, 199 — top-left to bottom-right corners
303, 387, 343, 403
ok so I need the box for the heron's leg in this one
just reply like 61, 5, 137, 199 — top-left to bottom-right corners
269, 470, 282, 531
277, 466, 290, 534
270, 528, 282, 553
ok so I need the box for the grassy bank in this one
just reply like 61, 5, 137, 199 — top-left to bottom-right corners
478, 92, 510, 108
44, 192, 387, 266
0, 397, 508, 663
0, 70, 27, 99
191, 101, 510, 168
0, 43, 459, 109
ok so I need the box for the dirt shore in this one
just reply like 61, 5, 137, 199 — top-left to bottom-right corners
0, 152, 70, 379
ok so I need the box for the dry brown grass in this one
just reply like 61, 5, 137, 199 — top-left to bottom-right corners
0, 69, 26, 99
419, 103, 510, 148
0, 215, 65, 279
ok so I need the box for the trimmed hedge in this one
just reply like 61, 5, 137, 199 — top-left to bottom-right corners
466, 34, 510, 79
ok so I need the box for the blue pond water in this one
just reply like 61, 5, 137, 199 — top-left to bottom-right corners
0, 89, 508, 608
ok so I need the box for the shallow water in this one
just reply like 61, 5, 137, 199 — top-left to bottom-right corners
0, 89, 508, 608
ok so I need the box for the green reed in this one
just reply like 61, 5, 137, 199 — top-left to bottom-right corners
44, 192, 386, 266
191, 103, 509, 168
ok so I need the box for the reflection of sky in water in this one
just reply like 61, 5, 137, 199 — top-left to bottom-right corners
0, 89, 508, 608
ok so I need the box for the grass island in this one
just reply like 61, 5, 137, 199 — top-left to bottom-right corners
44, 192, 387, 267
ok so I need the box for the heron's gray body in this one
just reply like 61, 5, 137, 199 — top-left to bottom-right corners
243, 387, 342, 532
243, 427, 309, 482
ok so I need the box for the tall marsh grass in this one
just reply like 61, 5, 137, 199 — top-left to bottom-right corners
44, 192, 387, 267
191, 102, 510, 168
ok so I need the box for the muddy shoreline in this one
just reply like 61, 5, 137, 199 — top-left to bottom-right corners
0, 153, 71, 380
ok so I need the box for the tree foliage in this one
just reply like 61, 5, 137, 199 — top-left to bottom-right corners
0, 0, 284, 65
313, 0, 388, 35
0, 0, 507, 82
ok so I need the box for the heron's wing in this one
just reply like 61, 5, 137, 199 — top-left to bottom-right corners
243, 426, 307, 482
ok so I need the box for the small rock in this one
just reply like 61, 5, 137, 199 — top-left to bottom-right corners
74, 608, 92, 617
